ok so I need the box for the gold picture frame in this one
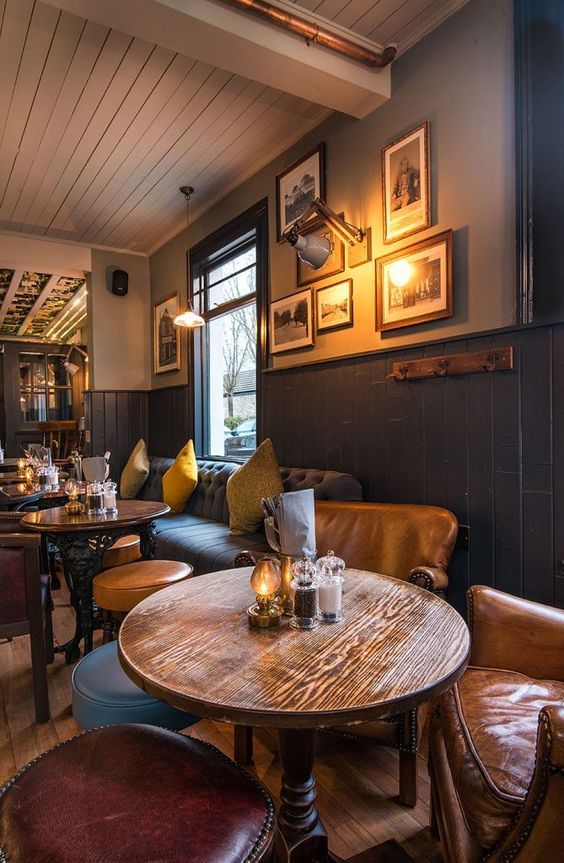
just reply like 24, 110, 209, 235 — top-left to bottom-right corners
376, 230, 453, 332
382, 122, 430, 244
270, 289, 314, 354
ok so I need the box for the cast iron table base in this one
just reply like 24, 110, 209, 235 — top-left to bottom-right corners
50, 522, 157, 663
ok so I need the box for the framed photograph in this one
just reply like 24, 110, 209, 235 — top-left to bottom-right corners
382, 122, 430, 244
376, 230, 453, 332
316, 279, 353, 333
270, 289, 313, 354
153, 293, 180, 374
297, 217, 345, 287
276, 143, 325, 241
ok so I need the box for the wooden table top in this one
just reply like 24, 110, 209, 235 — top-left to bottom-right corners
0, 484, 45, 503
21, 499, 170, 533
119, 568, 470, 729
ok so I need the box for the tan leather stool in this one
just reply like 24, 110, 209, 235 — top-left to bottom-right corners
93, 560, 193, 643
102, 534, 142, 569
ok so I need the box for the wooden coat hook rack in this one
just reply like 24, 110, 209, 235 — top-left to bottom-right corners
388, 347, 513, 382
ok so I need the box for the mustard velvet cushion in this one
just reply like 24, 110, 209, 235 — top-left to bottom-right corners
162, 439, 198, 514
120, 439, 150, 499
226, 438, 283, 535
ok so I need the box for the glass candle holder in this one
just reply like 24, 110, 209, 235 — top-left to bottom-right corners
64, 479, 82, 515
247, 556, 282, 628
317, 550, 345, 624
17, 458, 26, 478
290, 557, 319, 630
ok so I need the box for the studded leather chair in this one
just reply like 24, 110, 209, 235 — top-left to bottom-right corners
429, 586, 564, 862
0, 724, 276, 863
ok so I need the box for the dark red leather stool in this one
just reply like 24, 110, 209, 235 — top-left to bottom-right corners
0, 724, 275, 863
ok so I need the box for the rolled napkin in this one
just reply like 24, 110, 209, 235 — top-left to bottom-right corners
276, 489, 316, 558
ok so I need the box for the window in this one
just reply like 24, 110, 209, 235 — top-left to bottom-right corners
190, 201, 267, 459
19, 352, 73, 422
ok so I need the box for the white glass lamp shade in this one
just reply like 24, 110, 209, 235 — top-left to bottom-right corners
174, 306, 205, 328
63, 360, 80, 376
293, 233, 332, 270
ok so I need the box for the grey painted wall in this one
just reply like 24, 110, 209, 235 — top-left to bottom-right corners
89, 249, 151, 391
150, 0, 515, 385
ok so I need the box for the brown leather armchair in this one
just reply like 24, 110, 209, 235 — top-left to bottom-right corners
429, 585, 564, 862
235, 499, 459, 807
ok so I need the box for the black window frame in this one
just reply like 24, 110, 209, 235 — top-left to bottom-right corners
188, 199, 268, 460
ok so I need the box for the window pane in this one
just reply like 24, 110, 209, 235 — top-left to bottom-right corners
48, 388, 73, 420
20, 389, 47, 422
19, 353, 46, 388
47, 354, 71, 387
207, 248, 256, 309
206, 302, 256, 457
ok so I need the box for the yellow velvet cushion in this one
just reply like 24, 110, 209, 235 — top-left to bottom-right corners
226, 438, 283, 535
120, 438, 150, 499
162, 439, 198, 514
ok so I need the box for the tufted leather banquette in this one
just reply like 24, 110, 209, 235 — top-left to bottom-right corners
135, 457, 362, 573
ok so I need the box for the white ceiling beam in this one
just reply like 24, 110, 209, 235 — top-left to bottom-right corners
40, 0, 391, 118
0, 269, 25, 326
17, 273, 62, 335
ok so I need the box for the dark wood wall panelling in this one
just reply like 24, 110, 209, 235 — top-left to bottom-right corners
148, 385, 191, 458
84, 390, 149, 483
261, 325, 564, 616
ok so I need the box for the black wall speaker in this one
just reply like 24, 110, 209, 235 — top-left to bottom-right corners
111, 269, 128, 296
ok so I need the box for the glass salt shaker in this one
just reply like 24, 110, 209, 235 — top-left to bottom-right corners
290, 557, 319, 630
317, 550, 345, 624
103, 480, 118, 513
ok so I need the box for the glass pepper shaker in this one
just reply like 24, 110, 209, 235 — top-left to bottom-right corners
317, 550, 345, 624
290, 557, 319, 630
86, 481, 105, 515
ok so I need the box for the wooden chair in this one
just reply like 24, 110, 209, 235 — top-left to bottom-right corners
38, 420, 83, 461
0, 532, 54, 723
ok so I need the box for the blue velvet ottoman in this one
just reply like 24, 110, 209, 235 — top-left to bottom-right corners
72, 641, 198, 731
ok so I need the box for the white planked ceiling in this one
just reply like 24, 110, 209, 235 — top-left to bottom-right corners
290, 0, 470, 54
0, 0, 468, 256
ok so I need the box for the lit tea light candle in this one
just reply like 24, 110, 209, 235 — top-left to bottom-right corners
17, 458, 26, 477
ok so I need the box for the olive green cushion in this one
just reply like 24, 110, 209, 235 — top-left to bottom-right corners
120, 439, 150, 499
226, 438, 283, 535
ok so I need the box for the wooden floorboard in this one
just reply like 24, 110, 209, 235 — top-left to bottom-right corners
0, 582, 440, 862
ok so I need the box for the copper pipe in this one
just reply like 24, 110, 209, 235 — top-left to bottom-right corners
220, 0, 396, 69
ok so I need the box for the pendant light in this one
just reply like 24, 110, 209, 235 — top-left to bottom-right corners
174, 185, 205, 329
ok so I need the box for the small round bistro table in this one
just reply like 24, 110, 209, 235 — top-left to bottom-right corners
119, 567, 470, 863
0, 483, 45, 510
22, 501, 169, 662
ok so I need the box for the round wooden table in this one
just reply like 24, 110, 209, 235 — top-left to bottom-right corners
0, 483, 45, 510
22, 500, 170, 662
119, 567, 470, 863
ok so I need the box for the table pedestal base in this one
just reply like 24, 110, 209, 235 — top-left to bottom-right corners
277, 728, 328, 863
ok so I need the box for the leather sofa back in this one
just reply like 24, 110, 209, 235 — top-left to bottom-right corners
315, 500, 458, 579
138, 457, 362, 523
